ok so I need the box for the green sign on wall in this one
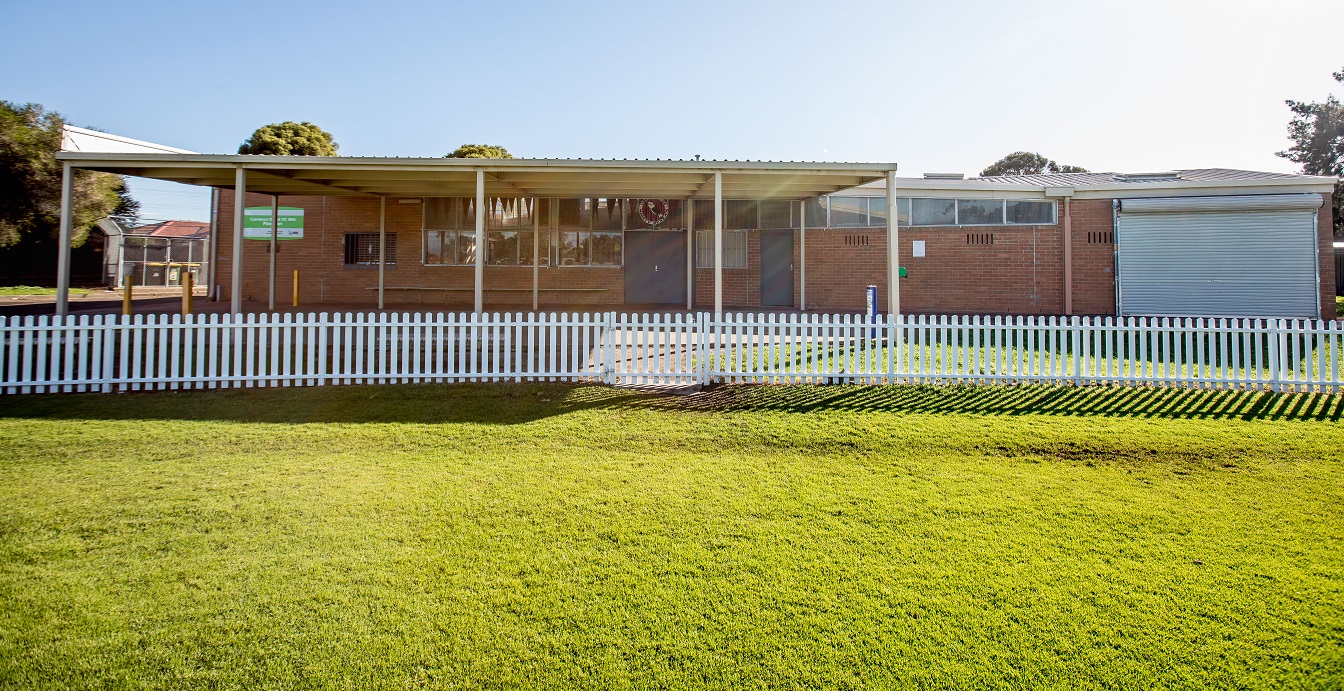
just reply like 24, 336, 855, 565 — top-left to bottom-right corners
243, 207, 304, 240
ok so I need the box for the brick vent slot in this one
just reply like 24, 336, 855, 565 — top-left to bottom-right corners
966, 233, 994, 245
843, 235, 871, 246
1087, 231, 1114, 244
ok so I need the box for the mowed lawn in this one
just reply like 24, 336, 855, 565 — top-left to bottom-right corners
0, 384, 1342, 689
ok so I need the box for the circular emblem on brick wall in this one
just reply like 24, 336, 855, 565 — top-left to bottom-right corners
637, 199, 670, 226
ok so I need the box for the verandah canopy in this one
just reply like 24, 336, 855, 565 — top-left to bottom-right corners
51, 154, 901, 315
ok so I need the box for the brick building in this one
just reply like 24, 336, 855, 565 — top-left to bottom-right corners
210, 168, 1335, 319
51, 152, 1337, 319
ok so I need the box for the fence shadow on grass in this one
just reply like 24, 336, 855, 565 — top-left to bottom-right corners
0, 382, 1339, 425
577, 383, 1344, 423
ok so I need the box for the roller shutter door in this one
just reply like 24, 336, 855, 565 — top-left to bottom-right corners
1115, 194, 1321, 317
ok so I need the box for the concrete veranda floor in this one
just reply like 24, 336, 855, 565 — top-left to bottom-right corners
0, 288, 828, 319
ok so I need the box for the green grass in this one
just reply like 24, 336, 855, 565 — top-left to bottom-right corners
1, 384, 1342, 689
0, 286, 89, 297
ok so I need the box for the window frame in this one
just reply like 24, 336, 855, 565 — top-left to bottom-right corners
343, 232, 398, 267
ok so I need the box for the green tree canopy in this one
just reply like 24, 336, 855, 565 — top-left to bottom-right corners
445, 144, 513, 159
237, 121, 338, 156
980, 151, 1088, 177
1277, 67, 1343, 234
0, 101, 138, 249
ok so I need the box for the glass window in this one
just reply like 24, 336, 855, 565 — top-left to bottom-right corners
344, 233, 397, 265
695, 229, 748, 268
829, 197, 868, 227
558, 231, 621, 266
593, 198, 623, 230
488, 230, 519, 265
912, 198, 956, 226
1006, 200, 1056, 224
803, 198, 827, 228
725, 200, 757, 229
590, 232, 622, 265
759, 200, 792, 229
956, 199, 1004, 226
865, 196, 910, 227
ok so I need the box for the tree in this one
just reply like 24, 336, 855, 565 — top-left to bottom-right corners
0, 101, 138, 249
1277, 68, 1344, 234
980, 151, 1088, 177
445, 144, 513, 159
237, 121, 338, 156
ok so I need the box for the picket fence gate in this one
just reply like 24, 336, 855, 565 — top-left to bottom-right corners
1, 311, 1341, 394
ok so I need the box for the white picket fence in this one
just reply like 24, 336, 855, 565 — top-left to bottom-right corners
1, 312, 1341, 394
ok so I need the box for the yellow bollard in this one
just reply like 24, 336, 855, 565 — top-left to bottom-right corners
182, 272, 194, 315
122, 276, 133, 316
292, 269, 300, 307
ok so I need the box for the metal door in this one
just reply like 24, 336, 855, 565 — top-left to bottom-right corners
760, 230, 794, 306
624, 231, 687, 304
1116, 194, 1321, 317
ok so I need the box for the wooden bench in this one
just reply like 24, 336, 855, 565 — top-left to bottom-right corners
364, 286, 608, 303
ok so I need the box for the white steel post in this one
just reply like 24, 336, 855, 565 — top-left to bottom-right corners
799, 199, 807, 310
886, 170, 900, 317
231, 165, 246, 314
377, 196, 386, 310
268, 196, 278, 311
686, 198, 694, 311
475, 169, 485, 314
714, 171, 723, 317
55, 163, 74, 317
532, 197, 540, 311
206, 187, 219, 300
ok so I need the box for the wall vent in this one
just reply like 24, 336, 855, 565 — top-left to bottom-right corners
1087, 231, 1114, 244
843, 235, 871, 246
966, 233, 994, 245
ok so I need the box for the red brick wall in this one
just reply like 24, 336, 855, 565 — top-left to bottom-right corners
214, 192, 1334, 319
1068, 199, 1117, 316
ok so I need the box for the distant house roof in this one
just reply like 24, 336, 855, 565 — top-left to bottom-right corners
130, 220, 209, 238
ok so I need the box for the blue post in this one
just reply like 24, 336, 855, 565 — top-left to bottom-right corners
866, 285, 878, 339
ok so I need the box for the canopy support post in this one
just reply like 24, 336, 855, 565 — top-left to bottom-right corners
268, 196, 278, 311
231, 165, 245, 314
886, 170, 900, 317
714, 172, 723, 317
55, 162, 73, 317
377, 196, 386, 311
799, 199, 807, 311
532, 197, 540, 311
686, 198, 694, 311
474, 169, 485, 314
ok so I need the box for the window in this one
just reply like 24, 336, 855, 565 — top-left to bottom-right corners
425, 230, 476, 265
344, 233, 397, 265
695, 229, 748, 268
907, 197, 1056, 227
829, 197, 868, 227
759, 200, 792, 229
956, 199, 1003, 225
912, 198, 956, 226
487, 229, 549, 266
1006, 200, 1056, 224
559, 231, 622, 266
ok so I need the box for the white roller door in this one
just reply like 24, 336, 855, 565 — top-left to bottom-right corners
1115, 194, 1321, 317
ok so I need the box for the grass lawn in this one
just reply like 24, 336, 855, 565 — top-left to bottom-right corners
1, 384, 1342, 689
0, 286, 89, 297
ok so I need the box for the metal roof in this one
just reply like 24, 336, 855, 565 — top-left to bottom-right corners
975, 168, 1322, 186
54, 153, 896, 200
840, 167, 1338, 200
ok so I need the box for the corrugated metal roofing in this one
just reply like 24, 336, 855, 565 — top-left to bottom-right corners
975, 168, 1316, 186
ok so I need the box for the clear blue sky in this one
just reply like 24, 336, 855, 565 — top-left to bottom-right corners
3, 0, 1341, 221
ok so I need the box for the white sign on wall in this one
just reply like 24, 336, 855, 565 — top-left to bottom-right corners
912, 240, 926, 258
